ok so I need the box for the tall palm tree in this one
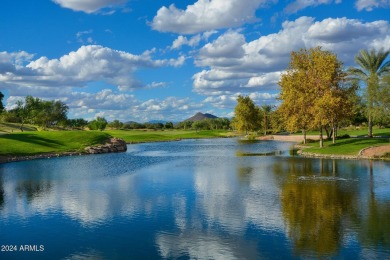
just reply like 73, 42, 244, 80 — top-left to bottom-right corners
348, 49, 390, 137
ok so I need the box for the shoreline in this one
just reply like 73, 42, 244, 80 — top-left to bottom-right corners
0, 137, 128, 164
261, 135, 390, 161
1, 135, 389, 164
0, 151, 87, 164
296, 149, 388, 161
0, 135, 230, 164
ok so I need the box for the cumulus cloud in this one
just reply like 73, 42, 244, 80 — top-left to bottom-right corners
355, 0, 390, 11
53, 0, 128, 14
0, 45, 184, 91
284, 0, 342, 14
172, 35, 201, 50
1, 45, 190, 121
192, 16, 390, 99
151, 0, 268, 34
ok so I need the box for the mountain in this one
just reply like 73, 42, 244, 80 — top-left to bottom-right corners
185, 112, 218, 122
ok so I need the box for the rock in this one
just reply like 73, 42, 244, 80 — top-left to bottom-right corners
84, 138, 127, 154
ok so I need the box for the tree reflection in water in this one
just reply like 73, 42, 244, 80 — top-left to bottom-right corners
360, 160, 390, 247
276, 158, 359, 257
15, 179, 52, 203
0, 174, 4, 209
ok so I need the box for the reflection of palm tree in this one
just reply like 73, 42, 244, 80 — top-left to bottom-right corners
360, 161, 390, 246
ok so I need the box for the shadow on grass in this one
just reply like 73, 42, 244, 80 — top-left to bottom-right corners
0, 123, 37, 132
0, 134, 64, 148
326, 137, 389, 148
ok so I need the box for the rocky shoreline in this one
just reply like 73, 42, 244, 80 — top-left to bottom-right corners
0, 137, 127, 164
84, 137, 127, 154
296, 145, 389, 161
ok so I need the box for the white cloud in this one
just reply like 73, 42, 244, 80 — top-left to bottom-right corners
284, 0, 341, 14
306, 17, 388, 43
355, 0, 390, 11
53, 0, 128, 14
151, 0, 268, 34
171, 31, 218, 50
0, 45, 184, 91
172, 35, 201, 50
203, 92, 278, 110
246, 72, 282, 88
198, 30, 246, 60
76, 30, 96, 44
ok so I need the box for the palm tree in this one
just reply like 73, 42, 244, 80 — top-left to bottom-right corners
348, 49, 390, 137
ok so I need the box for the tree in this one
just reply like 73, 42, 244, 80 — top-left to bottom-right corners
278, 54, 315, 144
14, 100, 28, 131
0, 91, 4, 113
108, 119, 124, 130
89, 117, 108, 131
348, 49, 390, 137
279, 47, 350, 147
232, 95, 261, 134
261, 105, 273, 135
177, 120, 193, 130
192, 120, 208, 132
164, 121, 174, 129
67, 118, 89, 129
8, 96, 68, 130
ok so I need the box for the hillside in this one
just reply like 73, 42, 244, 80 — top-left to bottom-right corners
185, 112, 218, 122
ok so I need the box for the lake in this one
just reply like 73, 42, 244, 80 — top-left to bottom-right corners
1, 138, 390, 259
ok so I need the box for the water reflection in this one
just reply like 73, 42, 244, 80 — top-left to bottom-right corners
360, 161, 390, 248
0, 173, 4, 209
0, 139, 389, 259
278, 158, 359, 257
16, 180, 52, 203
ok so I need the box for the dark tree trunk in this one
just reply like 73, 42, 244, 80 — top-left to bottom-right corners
319, 126, 323, 148
332, 124, 336, 144
368, 114, 373, 138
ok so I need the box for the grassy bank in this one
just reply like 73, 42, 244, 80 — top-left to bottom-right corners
106, 129, 234, 143
0, 129, 234, 157
0, 131, 111, 156
1, 126, 388, 159
301, 137, 390, 155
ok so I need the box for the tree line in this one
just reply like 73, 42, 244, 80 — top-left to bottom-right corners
0, 95, 231, 131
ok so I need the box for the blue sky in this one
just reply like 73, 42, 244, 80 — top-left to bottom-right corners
0, 0, 389, 122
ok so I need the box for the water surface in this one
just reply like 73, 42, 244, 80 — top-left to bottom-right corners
0, 138, 389, 259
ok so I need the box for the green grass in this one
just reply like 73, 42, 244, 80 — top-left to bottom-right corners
0, 131, 111, 156
106, 129, 234, 143
0, 129, 234, 157
302, 137, 390, 155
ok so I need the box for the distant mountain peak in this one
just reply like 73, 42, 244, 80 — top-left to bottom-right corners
185, 112, 218, 122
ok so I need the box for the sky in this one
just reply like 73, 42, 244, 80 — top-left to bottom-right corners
0, 0, 389, 122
